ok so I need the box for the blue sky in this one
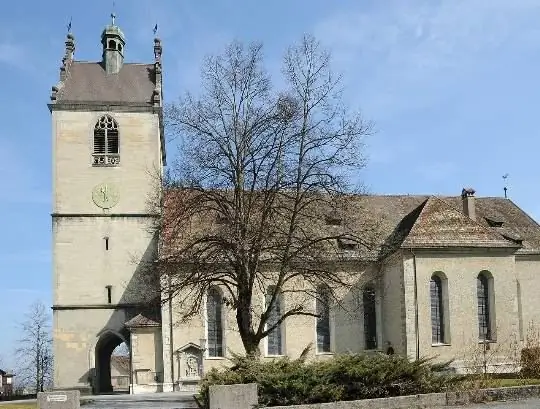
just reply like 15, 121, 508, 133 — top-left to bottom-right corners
1, 0, 540, 369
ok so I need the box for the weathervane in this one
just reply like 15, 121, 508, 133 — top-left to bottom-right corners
502, 173, 509, 198
153, 23, 158, 36
67, 17, 72, 34
111, 1, 116, 25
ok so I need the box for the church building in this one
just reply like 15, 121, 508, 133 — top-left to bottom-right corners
49, 20, 540, 394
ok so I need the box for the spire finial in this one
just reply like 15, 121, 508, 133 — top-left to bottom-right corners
111, 0, 116, 25
153, 23, 158, 36
67, 17, 72, 34
502, 173, 509, 198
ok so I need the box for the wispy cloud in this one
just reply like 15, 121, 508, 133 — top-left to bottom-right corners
315, 0, 540, 117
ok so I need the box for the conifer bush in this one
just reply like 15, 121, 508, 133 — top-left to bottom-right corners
199, 351, 462, 407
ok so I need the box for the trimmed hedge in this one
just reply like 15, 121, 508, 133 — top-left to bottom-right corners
199, 352, 462, 407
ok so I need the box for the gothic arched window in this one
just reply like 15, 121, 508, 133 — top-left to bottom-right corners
316, 284, 331, 353
430, 274, 445, 344
93, 115, 120, 166
363, 286, 377, 350
477, 272, 493, 341
206, 287, 224, 357
266, 286, 283, 356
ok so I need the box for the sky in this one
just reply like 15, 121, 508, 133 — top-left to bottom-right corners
2, 0, 540, 369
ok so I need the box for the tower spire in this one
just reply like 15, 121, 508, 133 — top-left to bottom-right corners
101, 10, 125, 74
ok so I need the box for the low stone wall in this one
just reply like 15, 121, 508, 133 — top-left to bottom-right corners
212, 384, 540, 409
269, 393, 447, 409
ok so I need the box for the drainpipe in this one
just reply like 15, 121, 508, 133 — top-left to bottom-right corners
168, 275, 175, 389
411, 249, 420, 361
129, 333, 134, 394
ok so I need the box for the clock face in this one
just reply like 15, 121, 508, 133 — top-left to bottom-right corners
92, 182, 120, 209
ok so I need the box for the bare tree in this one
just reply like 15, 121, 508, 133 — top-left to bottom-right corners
14, 301, 52, 393
157, 35, 375, 356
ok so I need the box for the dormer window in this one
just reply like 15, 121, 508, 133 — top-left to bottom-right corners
337, 236, 357, 251
485, 217, 504, 228
93, 115, 120, 166
325, 215, 342, 226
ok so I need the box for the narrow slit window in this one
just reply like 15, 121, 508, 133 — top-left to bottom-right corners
104, 237, 109, 251
106, 286, 112, 304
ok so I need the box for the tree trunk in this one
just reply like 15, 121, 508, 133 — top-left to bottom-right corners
236, 294, 261, 358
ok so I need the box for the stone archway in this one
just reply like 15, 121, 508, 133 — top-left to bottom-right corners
95, 331, 129, 394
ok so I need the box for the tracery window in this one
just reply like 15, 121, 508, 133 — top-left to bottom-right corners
93, 115, 120, 166
363, 287, 377, 350
430, 275, 445, 344
266, 286, 283, 356
316, 284, 331, 353
207, 287, 224, 357
477, 272, 493, 341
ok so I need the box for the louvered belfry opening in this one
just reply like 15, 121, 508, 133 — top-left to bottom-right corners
93, 115, 120, 166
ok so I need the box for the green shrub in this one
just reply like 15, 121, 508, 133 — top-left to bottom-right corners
199, 352, 462, 407
521, 347, 540, 378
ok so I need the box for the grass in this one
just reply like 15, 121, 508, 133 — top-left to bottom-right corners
456, 376, 540, 391
484, 378, 540, 387
0, 404, 36, 409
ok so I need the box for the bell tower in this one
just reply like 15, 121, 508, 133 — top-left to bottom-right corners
101, 13, 125, 74
49, 17, 166, 394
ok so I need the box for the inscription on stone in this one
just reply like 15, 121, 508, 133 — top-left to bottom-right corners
47, 394, 67, 402
38, 390, 80, 409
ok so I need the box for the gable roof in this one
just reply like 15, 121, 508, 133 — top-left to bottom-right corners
162, 190, 540, 261
124, 313, 160, 328
53, 61, 156, 106
400, 197, 519, 249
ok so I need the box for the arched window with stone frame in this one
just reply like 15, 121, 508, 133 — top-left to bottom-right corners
477, 271, 495, 342
315, 284, 331, 353
93, 114, 120, 166
206, 287, 224, 357
363, 286, 377, 350
265, 285, 283, 356
430, 272, 449, 345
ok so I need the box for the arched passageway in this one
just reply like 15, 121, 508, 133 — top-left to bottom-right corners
94, 332, 130, 394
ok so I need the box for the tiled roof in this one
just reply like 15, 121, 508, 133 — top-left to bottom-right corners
162, 191, 540, 260
401, 197, 518, 249
124, 313, 160, 328
54, 62, 156, 105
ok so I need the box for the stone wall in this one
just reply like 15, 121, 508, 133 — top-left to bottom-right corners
209, 384, 540, 409
52, 109, 163, 391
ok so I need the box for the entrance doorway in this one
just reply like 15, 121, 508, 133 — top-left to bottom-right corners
94, 332, 130, 394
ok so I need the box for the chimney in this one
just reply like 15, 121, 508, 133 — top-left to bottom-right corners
461, 188, 476, 220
